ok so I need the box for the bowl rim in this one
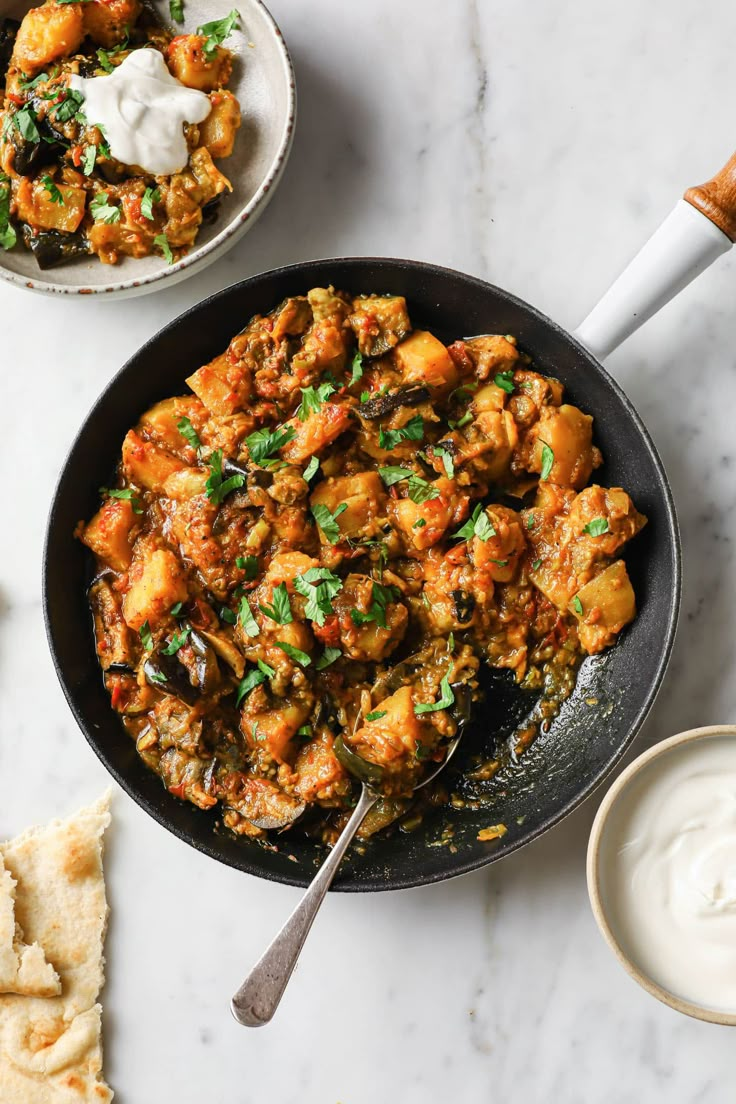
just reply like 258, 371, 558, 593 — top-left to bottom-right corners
0, 0, 296, 298
587, 723, 736, 1025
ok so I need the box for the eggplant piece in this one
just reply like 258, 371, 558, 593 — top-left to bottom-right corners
0, 19, 19, 83
334, 734, 384, 787
143, 652, 198, 704
10, 132, 51, 177
201, 197, 221, 226
89, 577, 135, 670
198, 630, 245, 679
222, 457, 250, 480
22, 225, 91, 270
451, 589, 476, 624
189, 628, 221, 693
357, 386, 430, 420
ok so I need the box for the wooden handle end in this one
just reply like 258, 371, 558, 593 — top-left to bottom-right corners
684, 153, 736, 241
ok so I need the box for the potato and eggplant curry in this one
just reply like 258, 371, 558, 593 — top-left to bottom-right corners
0, 2, 241, 268
79, 288, 646, 844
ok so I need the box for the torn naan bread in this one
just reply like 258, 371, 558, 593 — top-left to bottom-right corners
0, 855, 61, 997
0, 792, 113, 1102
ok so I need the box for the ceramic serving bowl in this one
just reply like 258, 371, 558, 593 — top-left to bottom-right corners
587, 724, 736, 1025
0, 0, 295, 298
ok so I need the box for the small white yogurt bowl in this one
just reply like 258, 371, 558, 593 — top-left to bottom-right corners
587, 725, 736, 1025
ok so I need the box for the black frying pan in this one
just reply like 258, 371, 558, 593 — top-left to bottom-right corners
43, 257, 681, 891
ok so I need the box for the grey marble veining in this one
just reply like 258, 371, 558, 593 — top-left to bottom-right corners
2, 0, 736, 1100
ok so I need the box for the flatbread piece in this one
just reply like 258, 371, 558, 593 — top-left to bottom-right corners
0, 853, 61, 997
0, 792, 113, 1102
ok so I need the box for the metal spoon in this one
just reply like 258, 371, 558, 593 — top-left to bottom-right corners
230, 706, 468, 1027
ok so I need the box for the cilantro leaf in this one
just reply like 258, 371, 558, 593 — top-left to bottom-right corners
170, 602, 184, 616
81, 144, 97, 175
14, 105, 40, 143
197, 8, 241, 58
434, 446, 454, 479
531, 558, 542, 571
52, 89, 85, 124
315, 646, 341, 670
177, 415, 201, 452
378, 466, 411, 487
494, 370, 515, 394
236, 555, 259, 580
414, 673, 455, 715
170, 0, 185, 22
41, 174, 64, 205
583, 517, 610, 537
449, 410, 473, 430
99, 485, 143, 514
296, 380, 336, 421
139, 620, 153, 652
311, 502, 347, 544
162, 627, 191, 655
19, 71, 49, 91
246, 424, 296, 466
293, 567, 343, 626
452, 503, 496, 542
350, 351, 364, 385
365, 710, 387, 722
274, 641, 311, 667
407, 474, 440, 505
236, 667, 267, 706
205, 448, 245, 504
220, 606, 237, 624
154, 232, 174, 264
97, 47, 115, 73
539, 441, 554, 481
379, 414, 424, 451
141, 186, 161, 221
90, 192, 121, 224
349, 581, 399, 630
303, 456, 319, 483
526, 513, 535, 530
238, 596, 260, 638
572, 595, 584, 616
258, 582, 293, 625
0, 172, 17, 250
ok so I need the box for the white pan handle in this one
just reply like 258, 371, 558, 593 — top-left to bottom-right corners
574, 152, 736, 360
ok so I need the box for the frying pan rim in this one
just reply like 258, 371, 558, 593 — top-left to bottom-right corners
42, 256, 682, 891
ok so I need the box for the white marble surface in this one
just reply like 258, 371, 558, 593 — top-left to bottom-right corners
2, 0, 736, 1099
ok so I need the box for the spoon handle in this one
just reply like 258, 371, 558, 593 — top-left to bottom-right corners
231, 784, 378, 1027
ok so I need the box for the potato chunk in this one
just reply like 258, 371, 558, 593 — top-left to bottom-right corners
14, 178, 86, 233
349, 686, 427, 767
199, 91, 241, 159
83, 0, 141, 47
570, 560, 636, 654
167, 35, 233, 91
333, 574, 408, 661
122, 430, 186, 491
81, 496, 137, 572
527, 404, 597, 489
390, 477, 468, 550
464, 334, 520, 380
186, 352, 251, 416
310, 472, 386, 542
281, 403, 353, 464
12, 2, 84, 75
122, 547, 189, 630
394, 331, 458, 391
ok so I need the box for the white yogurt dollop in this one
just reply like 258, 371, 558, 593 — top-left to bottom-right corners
601, 736, 736, 1012
69, 50, 211, 176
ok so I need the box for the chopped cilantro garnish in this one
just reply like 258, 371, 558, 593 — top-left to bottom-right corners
141, 186, 161, 221
350, 351, 364, 385
90, 192, 121, 224
154, 233, 174, 264
349, 581, 399, 630
379, 414, 424, 451
81, 144, 97, 175
170, 0, 185, 22
311, 501, 347, 544
177, 415, 201, 452
572, 595, 584, 616
52, 89, 85, 124
452, 503, 495, 542
303, 456, 319, 483
258, 582, 293, 625
274, 641, 311, 667
236, 554, 259, 580
365, 710, 387, 722
583, 517, 610, 537
293, 567, 343, 627
236, 667, 267, 706
414, 673, 455, 715
494, 370, 515, 394
246, 424, 296, 466
532, 558, 542, 571
205, 448, 245, 504
97, 47, 115, 73
139, 620, 153, 652
315, 646, 341, 670
13, 105, 40, 143
434, 446, 454, 479
540, 441, 555, 481
41, 174, 64, 205
220, 606, 236, 624
99, 486, 143, 514
162, 627, 190, 655
197, 9, 241, 58
238, 596, 260, 638
297, 380, 336, 421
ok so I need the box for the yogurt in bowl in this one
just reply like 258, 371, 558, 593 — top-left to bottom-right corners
587, 725, 736, 1024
